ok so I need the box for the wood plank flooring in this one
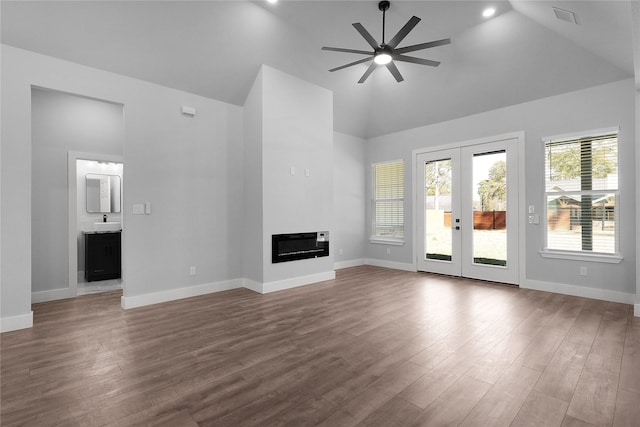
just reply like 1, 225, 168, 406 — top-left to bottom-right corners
1, 266, 638, 426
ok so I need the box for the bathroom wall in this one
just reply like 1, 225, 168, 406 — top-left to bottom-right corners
31, 88, 124, 294
76, 159, 123, 276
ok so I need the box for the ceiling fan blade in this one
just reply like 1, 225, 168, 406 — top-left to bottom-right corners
329, 57, 373, 72
394, 55, 440, 67
385, 62, 404, 82
322, 47, 374, 56
352, 23, 380, 50
387, 16, 421, 49
394, 38, 451, 55
358, 62, 378, 84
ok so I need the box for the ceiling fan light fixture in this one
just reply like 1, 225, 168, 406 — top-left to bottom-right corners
322, 0, 451, 83
374, 52, 392, 65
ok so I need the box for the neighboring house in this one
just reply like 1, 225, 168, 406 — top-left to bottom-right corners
547, 193, 615, 231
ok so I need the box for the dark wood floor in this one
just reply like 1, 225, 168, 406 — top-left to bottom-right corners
1, 266, 639, 426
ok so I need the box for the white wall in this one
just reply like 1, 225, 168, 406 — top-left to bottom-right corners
241, 65, 335, 289
76, 159, 123, 275
242, 68, 264, 284
366, 78, 636, 298
31, 88, 124, 293
1, 45, 244, 328
636, 89, 640, 314
261, 66, 334, 285
333, 132, 366, 266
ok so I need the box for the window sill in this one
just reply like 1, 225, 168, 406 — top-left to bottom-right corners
369, 237, 405, 246
539, 250, 623, 264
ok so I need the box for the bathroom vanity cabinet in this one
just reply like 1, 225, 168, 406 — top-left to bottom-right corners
85, 231, 121, 282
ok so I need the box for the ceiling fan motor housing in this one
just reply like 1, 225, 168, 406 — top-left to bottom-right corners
378, 1, 390, 12
375, 44, 393, 58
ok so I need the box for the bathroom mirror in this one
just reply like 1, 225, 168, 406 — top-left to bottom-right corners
86, 174, 121, 213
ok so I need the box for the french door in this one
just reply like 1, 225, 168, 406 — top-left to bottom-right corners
416, 138, 519, 284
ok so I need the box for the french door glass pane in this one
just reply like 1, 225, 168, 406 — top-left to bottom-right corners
424, 159, 453, 261
472, 151, 507, 266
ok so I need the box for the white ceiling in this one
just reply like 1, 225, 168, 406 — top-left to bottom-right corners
1, 1, 637, 138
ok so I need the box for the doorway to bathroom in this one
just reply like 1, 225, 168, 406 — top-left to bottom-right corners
30, 87, 124, 303
73, 157, 124, 296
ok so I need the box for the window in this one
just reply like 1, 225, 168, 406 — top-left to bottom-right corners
543, 130, 619, 259
371, 160, 405, 243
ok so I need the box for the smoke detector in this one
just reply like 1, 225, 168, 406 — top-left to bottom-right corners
552, 6, 578, 24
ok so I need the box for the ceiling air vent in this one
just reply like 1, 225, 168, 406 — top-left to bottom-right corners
552, 6, 578, 24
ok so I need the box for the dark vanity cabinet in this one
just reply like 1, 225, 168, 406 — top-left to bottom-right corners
85, 232, 121, 282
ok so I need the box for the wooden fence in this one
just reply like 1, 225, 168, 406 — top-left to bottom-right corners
443, 211, 506, 230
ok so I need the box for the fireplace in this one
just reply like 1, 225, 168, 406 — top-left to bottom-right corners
272, 231, 329, 263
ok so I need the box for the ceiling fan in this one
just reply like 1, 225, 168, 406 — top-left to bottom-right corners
322, 0, 451, 83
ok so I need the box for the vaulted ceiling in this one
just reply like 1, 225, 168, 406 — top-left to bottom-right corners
2, 1, 637, 138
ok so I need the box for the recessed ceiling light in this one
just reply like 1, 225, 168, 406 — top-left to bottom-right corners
482, 7, 496, 18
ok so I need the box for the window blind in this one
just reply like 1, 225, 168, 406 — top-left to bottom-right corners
373, 161, 405, 238
544, 133, 618, 254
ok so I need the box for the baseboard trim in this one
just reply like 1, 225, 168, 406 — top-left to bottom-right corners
32, 287, 74, 304
120, 271, 338, 309
522, 279, 635, 305
365, 258, 416, 272
334, 259, 366, 270
121, 279, 242, 309
262, 270, 336, 294
1, 311, 34, 333
242, 278, 263, 294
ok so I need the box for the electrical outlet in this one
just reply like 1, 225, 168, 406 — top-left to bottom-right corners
579, 266, 587, 276
189, 266, 197, 276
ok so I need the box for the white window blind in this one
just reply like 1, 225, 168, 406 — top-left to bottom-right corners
544, 132, 618, 254
372, 161, 404, 239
